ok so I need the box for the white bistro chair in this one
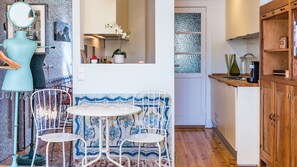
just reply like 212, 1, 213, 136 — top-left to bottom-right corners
119, 90, 171, 167
30, 89, 87, 167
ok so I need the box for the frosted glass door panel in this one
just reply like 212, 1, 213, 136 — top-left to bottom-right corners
175, 54, 201, 73
174, 12, 202, 74
175, 13, 201, 32
175, 34, 201, 53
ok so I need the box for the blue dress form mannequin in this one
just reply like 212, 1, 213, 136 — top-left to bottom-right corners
2, 31, 37, 91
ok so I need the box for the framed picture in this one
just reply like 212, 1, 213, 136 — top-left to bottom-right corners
7, 4, 47, 54
54, 22, 71, 42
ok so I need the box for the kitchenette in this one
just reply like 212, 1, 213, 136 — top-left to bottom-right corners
208, 0, 261, 166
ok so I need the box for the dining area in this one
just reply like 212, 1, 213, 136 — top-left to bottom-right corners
0, 0, 175, 166
27, 89, 172, 167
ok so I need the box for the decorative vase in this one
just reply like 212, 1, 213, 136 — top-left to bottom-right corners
229, 54, 240, 76
114, 54, 125, 64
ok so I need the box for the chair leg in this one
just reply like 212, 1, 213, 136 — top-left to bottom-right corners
137, 144, 141, 167
127, 156, 131, 167
50, 129, 58, 161
62, 142, 66, 167
69, 141, 72, 167
81, 138, 88, 166
50, 143, 55, 161
46, 142, 51, 167
157, 142, 161, 167
165, 137, 171, 167
119, 139, 126, 164
31, 137, 39, 167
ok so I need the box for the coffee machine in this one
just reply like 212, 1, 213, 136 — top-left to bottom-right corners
247, 61, 259, 83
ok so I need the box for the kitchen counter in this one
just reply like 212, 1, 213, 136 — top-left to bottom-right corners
209, 73, 259, 87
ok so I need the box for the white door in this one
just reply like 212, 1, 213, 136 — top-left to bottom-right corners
175, 8, 206, 125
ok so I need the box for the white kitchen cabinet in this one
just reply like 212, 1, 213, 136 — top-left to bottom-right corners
82, 0, 128, 34
226, 0, 260, 40
211, 79, 260, 166
211, 79, 236, 149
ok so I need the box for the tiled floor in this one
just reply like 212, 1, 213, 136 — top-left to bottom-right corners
0, 139, 166, 167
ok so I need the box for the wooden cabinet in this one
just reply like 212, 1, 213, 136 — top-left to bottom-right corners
260, 0, 289, 15
260, 2, 297, 166
274, 83, 291, 167
291, 86, 297, 167
260, 82, 293, 167
226, 0, 260, 40
260, 80, 275, 166
260, 5, 289, 76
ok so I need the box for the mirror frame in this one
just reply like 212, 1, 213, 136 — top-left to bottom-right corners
7, 2, 36, 29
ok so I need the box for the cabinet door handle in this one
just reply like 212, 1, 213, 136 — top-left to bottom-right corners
269, 113, 275, 126
271, 11, 275, 15
294, 3, 297, 6
262, 14, 266, 18
269, 113, 274, 120
274, 114, 280, 122
280, 8, 285, 11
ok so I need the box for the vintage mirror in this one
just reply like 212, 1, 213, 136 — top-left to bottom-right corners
7, 2, 35, 28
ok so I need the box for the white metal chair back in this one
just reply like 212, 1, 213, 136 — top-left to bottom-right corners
133, 90, 171, 133
31, 89, 72, 135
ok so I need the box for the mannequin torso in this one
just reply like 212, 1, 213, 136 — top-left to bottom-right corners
2, 31, 37, 91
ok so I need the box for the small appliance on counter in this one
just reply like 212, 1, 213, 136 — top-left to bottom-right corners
247, 61, 259, 83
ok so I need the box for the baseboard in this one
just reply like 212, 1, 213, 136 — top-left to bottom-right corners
214, 128, 237, 158
175, 125, 205, 129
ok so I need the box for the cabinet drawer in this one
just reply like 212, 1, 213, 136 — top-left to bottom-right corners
273, 5, 289, 15
261, 5, 289, 20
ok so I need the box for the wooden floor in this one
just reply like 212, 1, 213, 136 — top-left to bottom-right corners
175, 128, 237, 167
0, 128, 237, 167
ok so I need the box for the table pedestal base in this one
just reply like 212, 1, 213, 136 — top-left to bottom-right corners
84, 117, 129, 167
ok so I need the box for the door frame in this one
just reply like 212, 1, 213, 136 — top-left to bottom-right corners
175, 0, 212, 128
174, 7, 207, 125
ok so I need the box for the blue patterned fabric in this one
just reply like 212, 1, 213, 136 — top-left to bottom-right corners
73, 94, 172, 160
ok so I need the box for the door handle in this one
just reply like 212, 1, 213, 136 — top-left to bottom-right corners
175, 64, 180, 67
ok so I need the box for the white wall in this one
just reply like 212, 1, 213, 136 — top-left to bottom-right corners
105, 0, 155, 64
105, 0, 146, 63
260, 0, 272, 6
210, 0, 260, 73
146, 0, 156, 63
84, 37, 105, 62
73, 0, 174, 95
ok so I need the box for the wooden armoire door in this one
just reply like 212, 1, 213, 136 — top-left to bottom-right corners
274, 83, 291, 167
291, 86, 297, 167
260, 80, 275, 165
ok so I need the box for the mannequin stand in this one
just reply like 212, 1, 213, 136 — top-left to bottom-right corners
17, 116, 46, 166
11, 92, 19, 167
